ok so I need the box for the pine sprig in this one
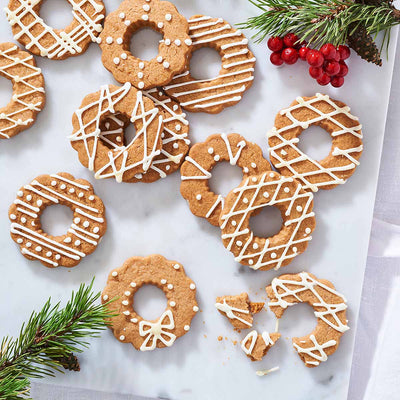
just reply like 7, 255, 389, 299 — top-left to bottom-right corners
0, 280, 116, 400
240, 0, 400, 61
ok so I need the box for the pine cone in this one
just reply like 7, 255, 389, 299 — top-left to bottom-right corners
347, 24, 382, 66
53, 353, 80, 371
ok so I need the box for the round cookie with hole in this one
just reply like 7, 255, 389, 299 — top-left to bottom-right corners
268, 93, 363, 192
163, 15, 256, 114
180, 133, 271, 226
99, 0, 192, 90
102, 254, 198, 351
5, 0, 105, 60
8, 173, 107, 268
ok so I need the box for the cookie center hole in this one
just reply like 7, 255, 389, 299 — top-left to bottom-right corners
124, 123, 137, 146
249, 206, 283, 238
40, 0, 73, 30
189, 48, 222, 80
0, 77, 13, 108
40, 204, 74, 237
130, 28, 163, 61
297, 126, 332, 162
209, 162, 243, 197
134, 285, 168, 320
276, 303, 316, 338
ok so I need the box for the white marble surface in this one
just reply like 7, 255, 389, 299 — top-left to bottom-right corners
0, 1, 398, 399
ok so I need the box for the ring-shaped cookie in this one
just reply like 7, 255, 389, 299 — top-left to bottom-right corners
99, 0, 191, 90
266, 272, 349, 367
180, 133, 271, 226
70, 83, 163, 183
8, 173, 107, 268
268, 93, 363, 192
0, 43, 45, 139
219, 171, 316, 271
163, 15, 256, 114
101, 89, 190, 183
5, 0, 105, 60
102, 255, 198, 351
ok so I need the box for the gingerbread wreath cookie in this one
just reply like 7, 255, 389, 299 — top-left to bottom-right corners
215, 293, 264, 330
0, 43, 45, 140
70, 83, 164, 183
99, 0, 191, 90
219, 171, 316, 271
268, 93, 363, 192
266, 272, 349, 367
241, 330, 281, 362
163, 15, 255, 114
181, 133, 271, 226
102, 255, 198, 351
8, 173, 107, 268
5, 0, 105, 60
100, 88, 190, 183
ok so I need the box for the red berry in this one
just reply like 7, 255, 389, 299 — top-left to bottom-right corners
267, 36, 284, 52
336, 61, 348, 77
281, 47, 299, 65
337, 45, 351, 60
309, 66, 323, 79
331, 76, 345, 88
317, 73, 331, 86
324, 60, 340, 76
299, 47, 309, 60
320, 43, 337, 60
283, 33, 299, 48
306, 50, 324, 67
270, 51, 284, 66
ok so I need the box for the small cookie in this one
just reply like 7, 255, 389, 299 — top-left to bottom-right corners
101, 89, 190, 183
0, 43, 45, 139
102, 255, 198, 351
5, 0, 105, 60
70, 83, 163, 183
215, 292, 264, 330
180, 133, 271, 226
241, 330, 280, 362
9, 173, 107, 268
220, 171, 316, 271
266, 272, 349, 367
268, 93, 363, 192
99, 0, 191, 90
164, 15, 255, 114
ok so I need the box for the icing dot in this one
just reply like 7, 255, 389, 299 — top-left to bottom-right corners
271, 252, 277, 259
74, 218, 80, 224
74, 240, 81, 246
305, 227, 312, 234
64, 237, 71, 243
113, 57, 120, 65
26, 242, 32, 248
170, 301, 176, 307
214, 155, 220, 161
69, 188, 75, 194
131, 318, 138, 323
31, 221, 35, 227
10, 214, 16, 220
139, 62, 145, 69
163, 61, 170, 68
173, 143, 179, 149
185, 39, 192, 46
263, 192, 269, 198
166, 165, 171, 170
173, 264, 180, 270
143, 4, 150, 11
17, 191, 23, 197
292, 246, 298, 253
17, 238, 23, 244
161, 279, 167, 284
55, 254, 61, 260
236, 240, 243, 247
46, 251, 52, 257
117, 37, 123, 44
208, 147, 214, 154
193, 306, 199, 312
243, 198, 249, 204
35, 246, 42, 252
106, 37, 113, 44
112, 271, 118, 277
21, 217, 26, 224
89, 195, 95, 201
122, 300, 129, 306
93, 227, 100, 233
119, 335, 125, 341
174, 39, 181, 46
138, 82, 145, 89
167, 284, 173, 290
157, 56, 163, 63
231, 220, 237, 226
184, 325, 190, 331
123, 311, 130, 316
142, 15, 149, 21
190, 283, 196, 290
103, 295, 108, 301
196, 194, 202, 201
243, 167, 249, 173
51, 181, 57, 186
175, 124, 181, 131
78, 192, 84, 198
130, 282, 136, 287
269, 172, 275, 178
26, 195, 32, 201
83, 221, 90, 228
251, 163, 257, 168
124, 291, 131, 296
253, 243, 259, 250
251, 177, 257, 183
284, 187, 290, 193
60, 184, 66, 189
158, 22, 164, 28
37, 200, 42, 206
165, 13, 172, 21
249, 259, 254, 265
296, 206, 303, 212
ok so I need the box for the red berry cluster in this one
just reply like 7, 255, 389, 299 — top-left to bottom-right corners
268, 34, 350, 88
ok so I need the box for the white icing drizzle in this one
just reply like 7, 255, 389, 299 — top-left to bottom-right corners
5, 0, 104, 59
267, 93, 363, 192
241, 330, 258, 355
215, 298, 252, 327
220, 173, 315, 270
139, 309, 176, 351
10, 175, 104, 267
256, 366, 279, 376
262, 331, 274, 346
181, 156, 212, 180
70, 83, 163, 182
268, 272, 349, 333
163, 16, 255, 112
206, 195, 224, 219
293, 334, 337, 366
0, 44, 45, 139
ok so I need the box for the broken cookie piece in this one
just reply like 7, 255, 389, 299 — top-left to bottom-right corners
241, 330, 281, 362
215, 293, 264, 330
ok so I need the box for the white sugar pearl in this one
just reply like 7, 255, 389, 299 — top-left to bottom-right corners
163, 61, 169, 68
74, 218, 80, 224
157, 56, 163, 63
123, 311, 130, 316
143, 4, 150, 11
37, 200, 42, 206
46, 251, 52, 257
170, 301, 176, 307
165, 38, 171, 45
193, 306, 199, 312
271, 252, 277, 259
119, 12, 125, 19
296, 206, 303, 212
173, 143, 179, 149
51, 181, 57, 186
83, 221, 90, 228
138, 82, 145, 89
55, 254, 61, 260
117, 37, 123, 44
167, 284, 173, 290
122, 300, 129, 306
130, 282, 136, 287
124, 291, 131, 296
243, 198, 249, 204
196, 194, 202, 201
138, 72, 144, 78
113, 57, 120, 65
208, 147, 214, 154
190, 283, 196, 290
142, 15, 148, 21
305, 227, 311, 234
161, 279, 167, 284
174, 39, 181, 46
17, 191, 23, 197
21, 217, 26, 223
284, 187, 290, 193
26, 195, 32, 201
165, 13, 172, 21
35, 246, 42, 252
131, 318, 138, 323
121, 53, 127, 60
236, 241, 243, 247
253, 243, 259, 250
158, 22, 164, 28
112, 271, 118, 277
251, 163, 257, 168
106, 37, 113, 44
185, 39, 192, 46
139, 62, 145, 69
174, 264, 180, 270
243, 167, 249, 173
231, 220, 237, 226
17, 238, 23, 243
93, 227, 100, 233
74, 240, 81, 246
103, 295, 108, 301
184, 325, 190, 331
64, 237, 71, 243
10, 214, 16, 220
214, 155, 220, 161
69, 188, 75, 193
119, 335, 125, 341
263, 192, 269, 198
